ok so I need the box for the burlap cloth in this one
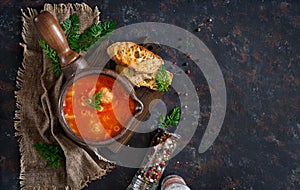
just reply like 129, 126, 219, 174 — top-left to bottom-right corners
14, 3, 115, 189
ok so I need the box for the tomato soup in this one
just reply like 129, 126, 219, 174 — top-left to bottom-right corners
62, 74, 135, 142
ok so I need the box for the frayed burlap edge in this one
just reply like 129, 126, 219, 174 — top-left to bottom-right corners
15, 7, 38, 189
14, 3, 115, 190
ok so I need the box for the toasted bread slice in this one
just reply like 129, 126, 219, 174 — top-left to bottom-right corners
107, 42, 163, 73
115, 65, 173, 91
115, 65, 153, 86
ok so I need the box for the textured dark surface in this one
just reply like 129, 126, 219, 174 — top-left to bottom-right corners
1, 0, 300, 190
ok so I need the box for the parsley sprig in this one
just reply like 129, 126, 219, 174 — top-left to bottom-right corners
39, 13, 116, 76
32, 142, 63, 168
60, 13, 80, 51
155, 65, 171, 92
38, 40, 61, 76
84, 91, 103, 111
159, 107, 181, 128
72, 21, 116, 53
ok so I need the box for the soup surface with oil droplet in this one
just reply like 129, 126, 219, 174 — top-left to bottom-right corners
63, 74, 135, 142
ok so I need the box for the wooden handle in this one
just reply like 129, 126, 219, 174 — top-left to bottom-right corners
34, 11, 79, 67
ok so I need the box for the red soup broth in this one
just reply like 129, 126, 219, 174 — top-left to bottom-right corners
62, 74, 135, 142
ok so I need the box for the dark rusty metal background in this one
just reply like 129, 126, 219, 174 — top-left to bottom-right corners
0, 0, 300, 189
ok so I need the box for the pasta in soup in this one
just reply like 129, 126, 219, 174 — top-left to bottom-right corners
62, 74, 135, 142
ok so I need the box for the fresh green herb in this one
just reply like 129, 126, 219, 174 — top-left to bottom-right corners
71, 21, 116, 53
85, 91, 103, 111
155, 65, 170, 92
38, 40, 61, 76
38, 13, 116, 76
32, 142, 63, 168
159, 107, 181, 128
60, 13, 80, 51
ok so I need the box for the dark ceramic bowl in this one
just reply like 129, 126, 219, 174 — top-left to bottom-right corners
57, 68, 144, 147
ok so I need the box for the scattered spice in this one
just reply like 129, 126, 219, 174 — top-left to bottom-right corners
186, 54, 192, 59
207, 18, 213, 22
183, 62, 189, 66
